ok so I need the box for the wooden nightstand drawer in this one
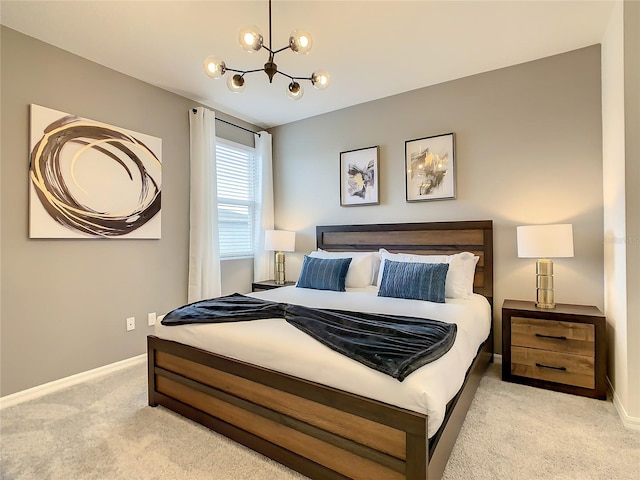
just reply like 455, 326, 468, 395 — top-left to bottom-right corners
511, 346, 595, 389
502, 300, 606, 399
511, 317, 595, 356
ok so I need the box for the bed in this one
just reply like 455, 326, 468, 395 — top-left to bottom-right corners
148, 220, 494, 480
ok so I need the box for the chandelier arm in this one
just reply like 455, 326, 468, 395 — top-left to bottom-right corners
226, 67, 265, 75
275, 71, 314, 82
271, 45, 290, 55
261, 45, 275, 55
274, 70, 293, 80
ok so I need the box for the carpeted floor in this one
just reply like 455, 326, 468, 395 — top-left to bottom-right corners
1, 361, 638, 479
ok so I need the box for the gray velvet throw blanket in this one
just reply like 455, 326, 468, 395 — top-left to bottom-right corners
161, 293, 457, 381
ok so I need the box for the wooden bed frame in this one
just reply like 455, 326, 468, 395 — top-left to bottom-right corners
148, 220, 494, 480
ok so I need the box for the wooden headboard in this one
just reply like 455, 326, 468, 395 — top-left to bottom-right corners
316, 220, 493, 302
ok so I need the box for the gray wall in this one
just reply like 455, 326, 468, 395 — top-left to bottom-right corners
0, 27, 258, 396
271, 46, 605, 353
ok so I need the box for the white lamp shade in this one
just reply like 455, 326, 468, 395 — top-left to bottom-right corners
264, 230, 296, 252
517, 224, 574, 258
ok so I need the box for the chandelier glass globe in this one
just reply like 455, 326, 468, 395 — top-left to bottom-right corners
203, 56, 226, 79
289, 29, 313, 54
227, 74, 246, 93
238, 26, 263, 52
311, 70, 330, 89
287, 81, 304, 100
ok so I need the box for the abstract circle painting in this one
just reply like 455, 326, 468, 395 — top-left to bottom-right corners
28, 104, 162, 239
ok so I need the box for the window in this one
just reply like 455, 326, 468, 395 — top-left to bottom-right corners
215, 138, 256, 259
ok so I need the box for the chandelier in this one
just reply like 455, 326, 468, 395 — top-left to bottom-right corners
203, 0, 330, 100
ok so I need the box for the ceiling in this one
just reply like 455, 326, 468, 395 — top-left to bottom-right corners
1, 1, 615, 129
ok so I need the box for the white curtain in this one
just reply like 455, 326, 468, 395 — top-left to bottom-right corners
188, 107, 221, 302
253, 131, 274, 281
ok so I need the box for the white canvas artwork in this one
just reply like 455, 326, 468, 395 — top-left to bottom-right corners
29, 104, 162, 239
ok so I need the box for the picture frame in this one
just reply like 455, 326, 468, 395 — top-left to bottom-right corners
405, 132, 455, 202
340, 145, 379, 206
29, 104, 162, 238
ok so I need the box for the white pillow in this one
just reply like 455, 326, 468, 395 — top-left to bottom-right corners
447, 252, 479, 298
376, 249, 447, 286
309, 250, 380, 288
457, 252, 480, 295
377, 249, 479, 298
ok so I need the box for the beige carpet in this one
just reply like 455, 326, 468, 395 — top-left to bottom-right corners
1, 361, 638, 479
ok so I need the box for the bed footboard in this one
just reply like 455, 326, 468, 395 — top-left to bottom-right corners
148, 334, 492, 480
148, 335, 431, 480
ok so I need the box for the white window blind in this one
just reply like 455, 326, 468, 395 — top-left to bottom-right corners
215, 139, 256, 259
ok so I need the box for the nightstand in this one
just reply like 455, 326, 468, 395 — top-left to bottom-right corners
251, 280, 296, 292
502, 299, 606, 399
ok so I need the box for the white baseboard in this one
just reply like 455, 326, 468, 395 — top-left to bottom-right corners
0, 354, 146, 410
608, 378, 640, 431
493, 353, 502, 364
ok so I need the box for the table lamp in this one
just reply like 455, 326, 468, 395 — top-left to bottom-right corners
264, 230, 296, 284
517, 224, 574, 308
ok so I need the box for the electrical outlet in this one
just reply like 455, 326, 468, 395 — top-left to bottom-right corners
148, 312, 157, 326
126, 317, 135, 331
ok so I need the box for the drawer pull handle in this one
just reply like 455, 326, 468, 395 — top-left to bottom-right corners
535, 333, 567, 341
535, 362, 567, 371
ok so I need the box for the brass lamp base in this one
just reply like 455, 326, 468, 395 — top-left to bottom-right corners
274, 251, 286, 285
535, 259, 555, 308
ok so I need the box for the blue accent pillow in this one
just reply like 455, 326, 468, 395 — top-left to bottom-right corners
378, 260, 449, 303
296, 256, 352, 292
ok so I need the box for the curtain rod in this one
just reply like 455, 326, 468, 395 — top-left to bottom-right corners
191, 108, 261, 136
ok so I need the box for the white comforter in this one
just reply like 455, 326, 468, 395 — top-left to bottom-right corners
153, 286, 491, 437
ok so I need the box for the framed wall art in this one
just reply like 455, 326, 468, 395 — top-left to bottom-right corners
339, 145, 379, 206
29, 104, 162, 239
405, 132, 455, 202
